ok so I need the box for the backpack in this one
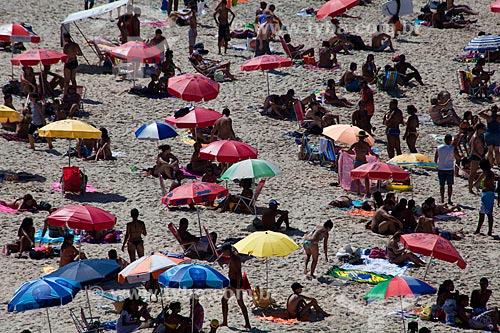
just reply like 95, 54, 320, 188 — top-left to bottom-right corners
368, 247, 387, 259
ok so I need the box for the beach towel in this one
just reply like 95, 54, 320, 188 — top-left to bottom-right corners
348, 208, 375, 217
112, 151, 126, 158
338, 151, 378, 193
340, 256, 411, 277
256, 314, 298, 324
434, 211, 467, 221
429, 133, 445, 143
0, 203, 18, 213
327, 265, 393, 284
81, 230, 122, 244
51, 182, 97, 193
296, 8, 315, 17
0, 132, 44, 143
43, 266, 57, 274
34, 230, 81, 245
304, 64, 341, 71
231, 44, 247, 51
179, 167, 203, 179
140, 19, 170, 27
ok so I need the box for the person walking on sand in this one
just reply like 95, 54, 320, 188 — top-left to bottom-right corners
255, 14, 273, 56
220, 244, 251, 329
383, 99, 404, 159
404, 105, 419, 153
27, 93, 53, 151
211, 108, 236, 141
303, 220, 333, 278
435, 134, 455, 204
474, 159, 496, 236
468, 123, 487, 194
478, 105, 500, 167
122, 208, 147, 262
214, 0, 235, 55
62, 33, 82, 96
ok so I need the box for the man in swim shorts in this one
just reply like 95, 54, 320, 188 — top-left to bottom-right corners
287, 282, 329, 321
214, 0, 235, 55
303, 220, 333, 278
475, 159, 496, 236
62, 33, 82, 95
383, 99, 404, 158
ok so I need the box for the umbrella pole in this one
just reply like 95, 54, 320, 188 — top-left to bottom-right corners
68, 139, 72, 167
46, 308, 52, 333
197, 208, 202, 237
400, 296, 405, 333
85, 286, 94, 319
423, 256, 432, 281
265, 70, 270, 97
266, 258, 269, 290
191, 290, 195, 333
11, 47, 14, 79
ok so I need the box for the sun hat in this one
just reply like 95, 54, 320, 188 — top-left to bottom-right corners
357, 130, 369, 138
269, 199, 279, 206
291, 282, 304, 291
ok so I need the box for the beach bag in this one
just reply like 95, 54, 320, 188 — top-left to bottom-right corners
303, 56, 316, 65
368, 247, 386, 259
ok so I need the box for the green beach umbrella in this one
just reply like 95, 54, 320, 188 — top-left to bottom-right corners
219, 159, 283, 180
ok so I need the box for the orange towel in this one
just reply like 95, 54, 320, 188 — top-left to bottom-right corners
348, 208, 375, 217
256, 315, 298, 324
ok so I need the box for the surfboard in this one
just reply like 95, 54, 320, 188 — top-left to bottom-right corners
381, 0, 414, 16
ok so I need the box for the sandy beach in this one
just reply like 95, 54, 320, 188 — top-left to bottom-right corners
1, 0, 500, 332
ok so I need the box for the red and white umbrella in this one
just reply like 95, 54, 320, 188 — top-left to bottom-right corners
165, 107, 222, 129
350, 161, 410, 181
0, 23, 41, 43
316, 0, 358, 20
199, 140, 258, 163
110, 41, 161, 63
47, 204, 116, 231
11, 49, 68, 66
167, 74, 220, 102
491, 0, 500, 13
118, 253, 191, 283
241, 55, 292, 95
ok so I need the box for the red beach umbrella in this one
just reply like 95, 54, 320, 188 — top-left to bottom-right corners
316, 0, 358, 20
110, 41, 161, 63
241, 55, 293, 95
47, 205, 116, 231
165, 107, 222, 129
11, 49, 68, 66
168, 74, 220, 102
350, 161, 410, 181
491, 0, 500, 12
199, 140, 258, 163
0, 23, 41, 43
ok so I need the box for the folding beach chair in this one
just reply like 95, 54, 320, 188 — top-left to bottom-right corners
377, 71, 399, 92
70, 308, 102, 333
203, 225, 230, 264
457, 70, 484, 98
279, 35, 294, 59
293, 100, 313, 129
252, 285, 277, 309
302, 135, 323, 165
112, 58, 134, 80
167, 223, 200, 258
234, 179, 266, 215
60, 166, 87, 196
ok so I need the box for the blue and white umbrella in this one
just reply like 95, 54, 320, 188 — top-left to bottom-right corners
135, 121, 178, 140
464, 35, 500, 52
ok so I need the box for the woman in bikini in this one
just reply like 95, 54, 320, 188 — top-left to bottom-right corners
468, 123, 487, 194
60, 234, 86, 267
85, 127, 112, 161
20, 66, 37, 96
303, 220, 333, 278
5, 217, 35, 258
154, 144, 179, 179
346, 131, 376, 196
0, 194, 38, 212
403, 105, 419, 153
122, 208, 147, 262
324, 79, 354, 108
386, 232, 426, 267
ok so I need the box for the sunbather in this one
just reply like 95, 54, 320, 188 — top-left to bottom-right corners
479, 106, 500, 167
60, 234, 86, 267
177, 218, 217, 254
218, 178, 253, 212
330, 18, 366, 50
116, 298, 153, 333
211, 108, 236, 140
369, 24, 395, 52
186, 142, 211, 174
446, 0, 478, 15
318, 41, 338, 69
472, 58, 494, 97
147, 74, 162, 95
371, 199, 402, 235
361, 54, 379, 83
169, 172, 186, 192
38, 65, 64, 97
468, 123, 487, 194
0, 194, 38, 212
429, 98, 460, 127
85, 127, 112, 161
283, 34, 314, 59
432, 3, 475, 29
346, 131, 376, 195
56, 85, 80, 119
416, 204, 464, 240
20, 66, 37, 96
456, 294, 499, 331
339, 62, 362, 92
263, 90, 295, 119
122, 208, 147, 262
386, 232, 426, 267
403, 105, 419, 153
190, 51, 236, 80
154, 144, 179, 179
395, 54, 424, 86
5, 217, 35, 258
303, 220, 333, 278
287, 283, 330, 320
258, 199, 290, 231
470, 277, 492, 314
324, 79, 354, 107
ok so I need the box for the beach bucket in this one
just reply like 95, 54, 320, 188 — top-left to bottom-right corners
246, 37, 256, 51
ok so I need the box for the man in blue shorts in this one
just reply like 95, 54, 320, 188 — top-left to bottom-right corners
435, 134, 455, 204
474, 159, 496, 236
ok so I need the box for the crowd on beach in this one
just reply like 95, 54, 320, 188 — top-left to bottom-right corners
3, 0, 500, 331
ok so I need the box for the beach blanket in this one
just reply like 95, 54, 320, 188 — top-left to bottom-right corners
0, 203, 18, 213
388, 310, 420, 319
231, 44, 247, 51
112, 151, 126, 158
429, 133, 445, 143
43, 266, 57, 274
81, 230, 122, 244
179, 167, 202, 179
140, 19, 170, 27
256, 313, 297, 324
34, 230, 81, 244
296, 8, 315, 17
0, 132, 44, 143
51, 182, 97, 193
341, 256, 411, 277
348, 208, 375, 217
339, 151, 379, 193
327, 265, 393, 284
304, 64, 341, 71
435, 211, 466, 221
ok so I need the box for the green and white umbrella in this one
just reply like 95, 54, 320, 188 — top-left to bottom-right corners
219, 159, 283, 180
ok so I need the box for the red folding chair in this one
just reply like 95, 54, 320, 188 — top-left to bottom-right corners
61, 166, 87, 195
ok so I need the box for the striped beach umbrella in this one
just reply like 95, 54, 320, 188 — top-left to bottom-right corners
135, 121, 178, 140
118, 254, 190, 283
464, 35, 500, 52
220, 159, 283, 180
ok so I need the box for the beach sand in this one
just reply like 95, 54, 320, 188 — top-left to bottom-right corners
0, 0, 498, 332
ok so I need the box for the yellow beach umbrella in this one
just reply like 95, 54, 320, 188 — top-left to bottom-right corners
39, 119, 101, 166
234, 231, 299, 288
0, 105, 21, 123
387, 153, 438, 169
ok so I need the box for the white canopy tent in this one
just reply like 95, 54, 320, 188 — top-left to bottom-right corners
60, 0, 128, 61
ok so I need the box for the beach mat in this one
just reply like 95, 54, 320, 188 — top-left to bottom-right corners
35, 230, 81, 244
304, 64, 341, 71
0, 203, 19, 213
0, 132, 44, 143
327, 265, 393, 284
348, 208, 375, 217
51, 182, 97, 193
256, 312, 298, 324
340, 256, 411, 277
179, 167, 202, 179
434, 211, 466, 221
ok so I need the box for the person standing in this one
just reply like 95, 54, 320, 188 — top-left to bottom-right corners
478, 105, 500, 167
435, 134, 455, 205
255, 14, 273, 56
84, 0, 95, 10
129, 7, 141, 41
214, 0, 235, 55
404, 105, 419, 153
468, 123, 487, 194
474, 159, 496, 236
220, 244, 251, 329
351, 101, 372, 135
383, 99, 404, 158
62, 33, 83, 96
122, 208, 147, 262
303, 220, 333, 278
27, 93, 52, 150
346, 131, 376, 196
359, 80, 374, 126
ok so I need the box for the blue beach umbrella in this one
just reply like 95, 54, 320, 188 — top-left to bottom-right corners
135, 121, 178, 140
47, 259, 120, 286
464, 35, 500, 53
8, 276, 82, 333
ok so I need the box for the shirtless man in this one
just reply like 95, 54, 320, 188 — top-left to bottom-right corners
395, 54, 424, 86
214, 0, 235, 55
474, 159, 496, 236
220, 244, 251, 329
352, 102, 372, 134
62, 33, 83, 96
287, 283, 329, 321
122, 208, 147, 262
370, 25, 395, 52
177, 218, 217, 254
346, 131, 376, 196
255, 14, 272, 56
283, 34, 314, 59
260, 199, 290, 231
211, 108, 235, 140
383, 99, 404, 159
403, 105, 419, 153
371, 199, 402, 235
318, 41, 335, 69
470, 278, 492, 313
416, 205, 464, 240
303, 220, 333, 278
468, 123, 486, 194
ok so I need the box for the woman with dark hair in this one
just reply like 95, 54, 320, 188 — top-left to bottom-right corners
116, 298, 152, 333
122, 208, 147, 262
5, 217, 35, 257
86, 127, 112, 160
386, 232, 426, 266
436, 280, 458, 307
60, 234, 86, 267
163, 301, 191, 332
324, 79, 354, 107
0, 194, 38, 212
